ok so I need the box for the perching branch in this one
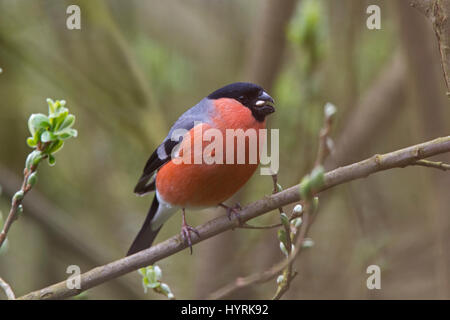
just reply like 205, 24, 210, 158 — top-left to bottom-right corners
0, 277, 15, 300
411, 0, 450, 95
17, 135, 450, 300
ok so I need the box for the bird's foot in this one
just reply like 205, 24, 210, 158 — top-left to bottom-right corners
180, 209, 200, 254
219, 203, 243, 226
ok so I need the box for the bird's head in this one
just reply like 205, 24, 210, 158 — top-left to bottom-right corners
207, 82, 275, 122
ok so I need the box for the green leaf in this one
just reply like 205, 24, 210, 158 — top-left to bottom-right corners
147, 268, 157, 284
28, 114, 50, 136
309, 166, 325, 190
148, 282, 160, 289
299, 175, 311, 199
48, 154, 56, 166
312, 196, 319, 213
69, 128, 78, 138
27, 172, 38, 187
46, 140, 64, 154
25, 150, 43, 169
160, 283, 171, 295
279, 242, 288, 256
56, 128, 77, 140
55, 100, 67, 112
58, 114, 75, 131
153, 265, 162, 280
142, 277, 149, 293
13, 190, 24, 202
138, 268, 146, 277
41, 131, 57, 143
31, 128, 44, 146
25, 152, 33, 169
291, 217, 303, 228
27, 137, 37, 148
280, 213, 289, 228
47, 98, 55, 114
299, 166, 325, 200
277, 229, 288, 247
52, 110, 69, 131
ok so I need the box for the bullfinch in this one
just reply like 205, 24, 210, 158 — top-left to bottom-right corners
127, 82, 275, 256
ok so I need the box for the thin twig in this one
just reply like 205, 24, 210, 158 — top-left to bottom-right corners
271, 174, 284, 214
0, 143, 48, 249
238, 212, 304, 230
209, 210, 313, 300
0, 277, 15, 300
17, 135, 450, 300
413, 159, 450, 171
272, 105, 335, 299
272, 209, 309, 300
238, 222, 282, 230
315, 103, 336, 167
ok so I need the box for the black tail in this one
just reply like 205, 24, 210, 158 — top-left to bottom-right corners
127, 195, 162, 256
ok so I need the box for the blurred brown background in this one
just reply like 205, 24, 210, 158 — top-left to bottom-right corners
0, 0, 449, 299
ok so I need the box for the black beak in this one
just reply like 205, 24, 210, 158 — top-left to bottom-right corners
255, 91, 275, 115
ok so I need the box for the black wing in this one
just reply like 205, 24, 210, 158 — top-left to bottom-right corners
134, 139, 180, 195
133, 98, 214, 195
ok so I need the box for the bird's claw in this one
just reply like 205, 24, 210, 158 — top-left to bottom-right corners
181, 224, 200, 254
220, 203, 243, 227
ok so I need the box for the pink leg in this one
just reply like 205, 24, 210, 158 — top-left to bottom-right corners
180, 208, 200, 254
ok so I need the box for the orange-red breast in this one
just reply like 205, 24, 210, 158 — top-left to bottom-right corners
127, 82, 275, 255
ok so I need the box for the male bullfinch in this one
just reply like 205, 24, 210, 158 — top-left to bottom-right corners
127, 82, 275, 256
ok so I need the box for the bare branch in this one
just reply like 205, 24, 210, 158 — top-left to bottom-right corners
413, 159, 450, 170
17, 135, 450, 300
0, 277, 15, 300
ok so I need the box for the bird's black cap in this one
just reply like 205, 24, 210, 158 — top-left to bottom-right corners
208, 82, 275, 122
